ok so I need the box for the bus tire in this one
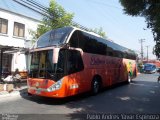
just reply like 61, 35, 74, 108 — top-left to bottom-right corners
91, 77, 100, 95
27, 92, 32, 96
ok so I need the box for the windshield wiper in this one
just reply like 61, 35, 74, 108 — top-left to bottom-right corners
45, 70, 55, 79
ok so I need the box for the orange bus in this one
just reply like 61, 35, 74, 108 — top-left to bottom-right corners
27, 26, 137, 98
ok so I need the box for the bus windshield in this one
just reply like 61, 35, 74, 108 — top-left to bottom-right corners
29, 49, 84, 81
36, 27, 73, 48
29, 50, 65, 81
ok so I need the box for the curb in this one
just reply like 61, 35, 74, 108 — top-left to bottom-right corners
0, 86, 27, 98
0, 91, 21, 98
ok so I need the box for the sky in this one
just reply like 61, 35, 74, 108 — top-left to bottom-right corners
0, 0, 43, 20
31, 0, 157, 59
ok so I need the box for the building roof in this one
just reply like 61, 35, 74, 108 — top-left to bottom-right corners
0, 45, 27, 54
0, 0, 44, 21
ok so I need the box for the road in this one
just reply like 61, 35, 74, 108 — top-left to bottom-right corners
0, 73, 160, 120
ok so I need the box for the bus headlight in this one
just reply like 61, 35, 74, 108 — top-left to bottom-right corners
47, 79, 62, 92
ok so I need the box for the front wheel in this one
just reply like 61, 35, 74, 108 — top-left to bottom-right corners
27, 92, 32, 96
91, 78, 100, 95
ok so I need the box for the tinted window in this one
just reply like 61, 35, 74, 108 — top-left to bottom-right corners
69, 30, 107, 55
37, 27, 73, 48
69, 31, 79, 47
67, 50, 84, 74
69, 30, 86, 50
29, 50, 66, 81
30, 50, 55, 79
83, 34, 107, 55
69, 30, 136, 60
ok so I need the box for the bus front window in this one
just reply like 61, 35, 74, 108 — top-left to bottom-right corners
29, 49, 84, 81
36, 27, 73, 48
29, 50, 65, 81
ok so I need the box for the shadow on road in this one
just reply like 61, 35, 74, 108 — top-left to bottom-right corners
19, 74, 160, 119
19, 82, 128, 105
66, 80, 160, 119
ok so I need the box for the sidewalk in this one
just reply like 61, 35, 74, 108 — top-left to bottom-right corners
0, 85, 27, 98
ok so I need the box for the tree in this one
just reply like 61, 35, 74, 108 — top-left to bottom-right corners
32, 0, 74, 39
71, 22, 107, 38
90, 27, 107, 38
119, 0, 160, 58
31, 0, 107, 43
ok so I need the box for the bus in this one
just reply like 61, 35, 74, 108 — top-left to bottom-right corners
27, 26, 137, 98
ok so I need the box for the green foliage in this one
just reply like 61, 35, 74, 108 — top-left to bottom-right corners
31, 0, 107, 44
90, 27, 107, 38
33, 0, 74, 40
119, 0, 160, 58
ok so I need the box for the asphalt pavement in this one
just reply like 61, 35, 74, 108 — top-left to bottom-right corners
0, 73, 160, 120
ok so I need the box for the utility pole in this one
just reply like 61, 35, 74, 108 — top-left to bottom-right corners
146, 45, 149, 62
139, 39, 145, 62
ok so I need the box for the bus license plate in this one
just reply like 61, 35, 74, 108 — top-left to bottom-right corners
36, 89, 41, 94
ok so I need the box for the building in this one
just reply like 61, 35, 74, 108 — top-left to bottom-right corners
143, 60, 160, 68
0, 0, 44, 79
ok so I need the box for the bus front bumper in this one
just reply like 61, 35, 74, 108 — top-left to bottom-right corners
28, 86, 64, 98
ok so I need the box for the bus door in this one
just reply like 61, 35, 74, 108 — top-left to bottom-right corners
65, 49, 85, 94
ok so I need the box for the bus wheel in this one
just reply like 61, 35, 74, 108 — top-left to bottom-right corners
128, 73, 132, 83
91, 77, 100, 95
27, 92, 32, 96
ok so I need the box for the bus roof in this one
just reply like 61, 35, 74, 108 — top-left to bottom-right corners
33, 26, 137, 56
72, 26, 136, 55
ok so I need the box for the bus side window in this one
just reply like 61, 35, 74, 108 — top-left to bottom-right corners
107, 46, 114, 57
67, 50, 84, 74
69, 31, 79, 48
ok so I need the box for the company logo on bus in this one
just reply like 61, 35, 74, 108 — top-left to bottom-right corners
90, 56, 121, 65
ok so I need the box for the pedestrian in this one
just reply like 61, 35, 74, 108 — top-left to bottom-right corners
13, 68, 21, 88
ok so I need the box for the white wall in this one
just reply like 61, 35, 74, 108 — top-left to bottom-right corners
0, 9, 41, 72
11, 53, 26, 71
0, 9, 40, 47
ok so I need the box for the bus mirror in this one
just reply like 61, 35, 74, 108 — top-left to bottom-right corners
53, 48, 60, 63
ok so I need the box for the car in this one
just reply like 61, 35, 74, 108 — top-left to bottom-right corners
157, 67, 160, 73
143, 63, 157, 74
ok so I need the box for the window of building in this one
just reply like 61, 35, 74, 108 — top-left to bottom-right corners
0, 18, 8, 34
0, 53, 12, 78
13, 22, 25, 37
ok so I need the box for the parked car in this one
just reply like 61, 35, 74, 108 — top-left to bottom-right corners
157, 67, 160, 73
143, 63, 157, 74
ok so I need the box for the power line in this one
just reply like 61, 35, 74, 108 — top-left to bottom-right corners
89, 0, 122, 10
26, 0, 91, 31
20, 0, 47, 13
12, 0, 91, 32
12, 0, 47, 16
26, 0, 48, 11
